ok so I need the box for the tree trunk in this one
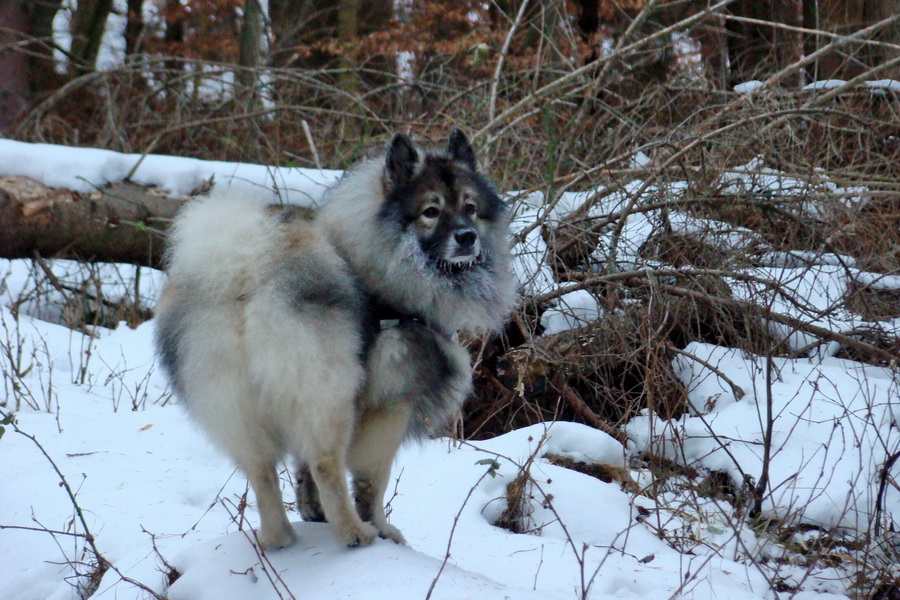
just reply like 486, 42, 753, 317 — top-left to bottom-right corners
0, 176, 184, 269
574, 0, 599, 41
863, 0, 900, 80
27, 0, 63, 92
809, 0, 900, 80
727, 0, 801, 87
267, 0, 327, 105
803, 0, 819, 81
814, 0, 865, 79
237, 0, 264, 108
0, 2, 31, 134
337, 0, 359, 96
697, 13, 728, 89
69, 0, 114, 74
269, 0, 327, 69
159, 0, 186, 93
124, 0, 145, 56
69, 0, 114, 73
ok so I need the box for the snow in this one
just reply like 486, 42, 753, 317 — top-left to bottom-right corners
509, 205, 557, 298
629, 342, 900, 530
734, 80, 764, 93
540, 290, 603, 335
731, 78, 900, 95
0, 142, 898, 599
0, 350, 774, 600
803, 80, 847, 91
853, 271, 900, 291
630, 151, 651, 169
0, 140, 340, 206
865, 80, 900, 92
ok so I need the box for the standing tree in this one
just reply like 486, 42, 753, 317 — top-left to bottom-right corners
124, 0, 146, 56
863, 0, 900, 79
0, 0, 66, 134
337, 0, 360, 95
804, 0, 900, 80
28, 0, 64, 91
69, 0, 114, 74
726, 0, 801, 87
237, 0, 264, 107
0, 2, 31, 133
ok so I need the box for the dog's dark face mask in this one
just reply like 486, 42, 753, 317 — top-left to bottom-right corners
380, 130, 506, 277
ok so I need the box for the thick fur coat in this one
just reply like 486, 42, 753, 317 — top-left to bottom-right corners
154, 130, 516, 550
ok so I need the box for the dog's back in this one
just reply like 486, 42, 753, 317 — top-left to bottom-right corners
154, 191, 376, 549
156, 193, 363, 408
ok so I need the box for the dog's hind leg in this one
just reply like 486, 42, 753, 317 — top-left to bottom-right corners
294, 462, 325, 522
242, 459, 297, 549
349, 405, 412, 544
307, 449, 378, 547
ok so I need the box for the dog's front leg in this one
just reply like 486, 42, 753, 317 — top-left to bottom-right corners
349, 405, 412, 544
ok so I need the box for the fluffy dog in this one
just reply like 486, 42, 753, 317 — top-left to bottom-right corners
154, 130, 516, 550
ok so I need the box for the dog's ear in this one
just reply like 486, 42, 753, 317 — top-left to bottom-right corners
448, 128, 477, 170
386, 132, 419, 186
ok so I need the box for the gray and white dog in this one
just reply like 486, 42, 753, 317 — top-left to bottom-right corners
154, 130, 516, 550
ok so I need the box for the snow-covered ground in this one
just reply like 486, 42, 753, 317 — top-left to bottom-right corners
0, 140, 897, 599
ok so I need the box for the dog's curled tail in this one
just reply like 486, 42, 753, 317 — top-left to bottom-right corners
164, 189, 277, 298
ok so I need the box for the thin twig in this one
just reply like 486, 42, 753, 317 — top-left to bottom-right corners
488, 0, 531, 126
301, 119, 322, 170
425, 464, 497, 600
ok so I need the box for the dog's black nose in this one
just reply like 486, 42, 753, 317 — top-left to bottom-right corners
454, 230, 477, 249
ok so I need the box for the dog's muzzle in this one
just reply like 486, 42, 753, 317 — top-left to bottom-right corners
446, 227, 481, 263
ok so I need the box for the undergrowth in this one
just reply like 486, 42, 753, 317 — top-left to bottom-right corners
3, 12, 899, 598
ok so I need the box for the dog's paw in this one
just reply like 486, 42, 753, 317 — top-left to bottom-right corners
257, 525, 298, 550
298, 504, 327, 523
376, 522, 407, 545
339, 521, 378, 548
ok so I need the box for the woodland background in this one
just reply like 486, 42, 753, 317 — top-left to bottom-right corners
2, 0, 899, 477
2, 0, 899, 171
0, 2, 899, 597
2, 0, 899, 489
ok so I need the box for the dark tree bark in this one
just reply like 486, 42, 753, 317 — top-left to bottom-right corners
0, 2, 31, 134
0, 176, 317, 269
237, 0, 264, 107
813, 0, 864, 79
803, 0, 819, 80
574, 0, 599, 42
27, 0, 63, 92
158, 0, 186, 93
268, 0, 392, 106
337, 0, 360, 94
727, 0, 802, 87
697, 13, 728, 89
862, 0, 900, 79
806, 0, 900, 80
124, 0, 145, 56
268, 0, 328, 69
69, 0, 114, 74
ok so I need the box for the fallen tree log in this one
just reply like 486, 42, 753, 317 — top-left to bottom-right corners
0, 175, 188, 269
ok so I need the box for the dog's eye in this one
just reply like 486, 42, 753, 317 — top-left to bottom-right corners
465, 203, 477, 216
422, 206, 440, 219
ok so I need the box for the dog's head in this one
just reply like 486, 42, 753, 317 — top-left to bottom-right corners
379, 129, 507, 276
